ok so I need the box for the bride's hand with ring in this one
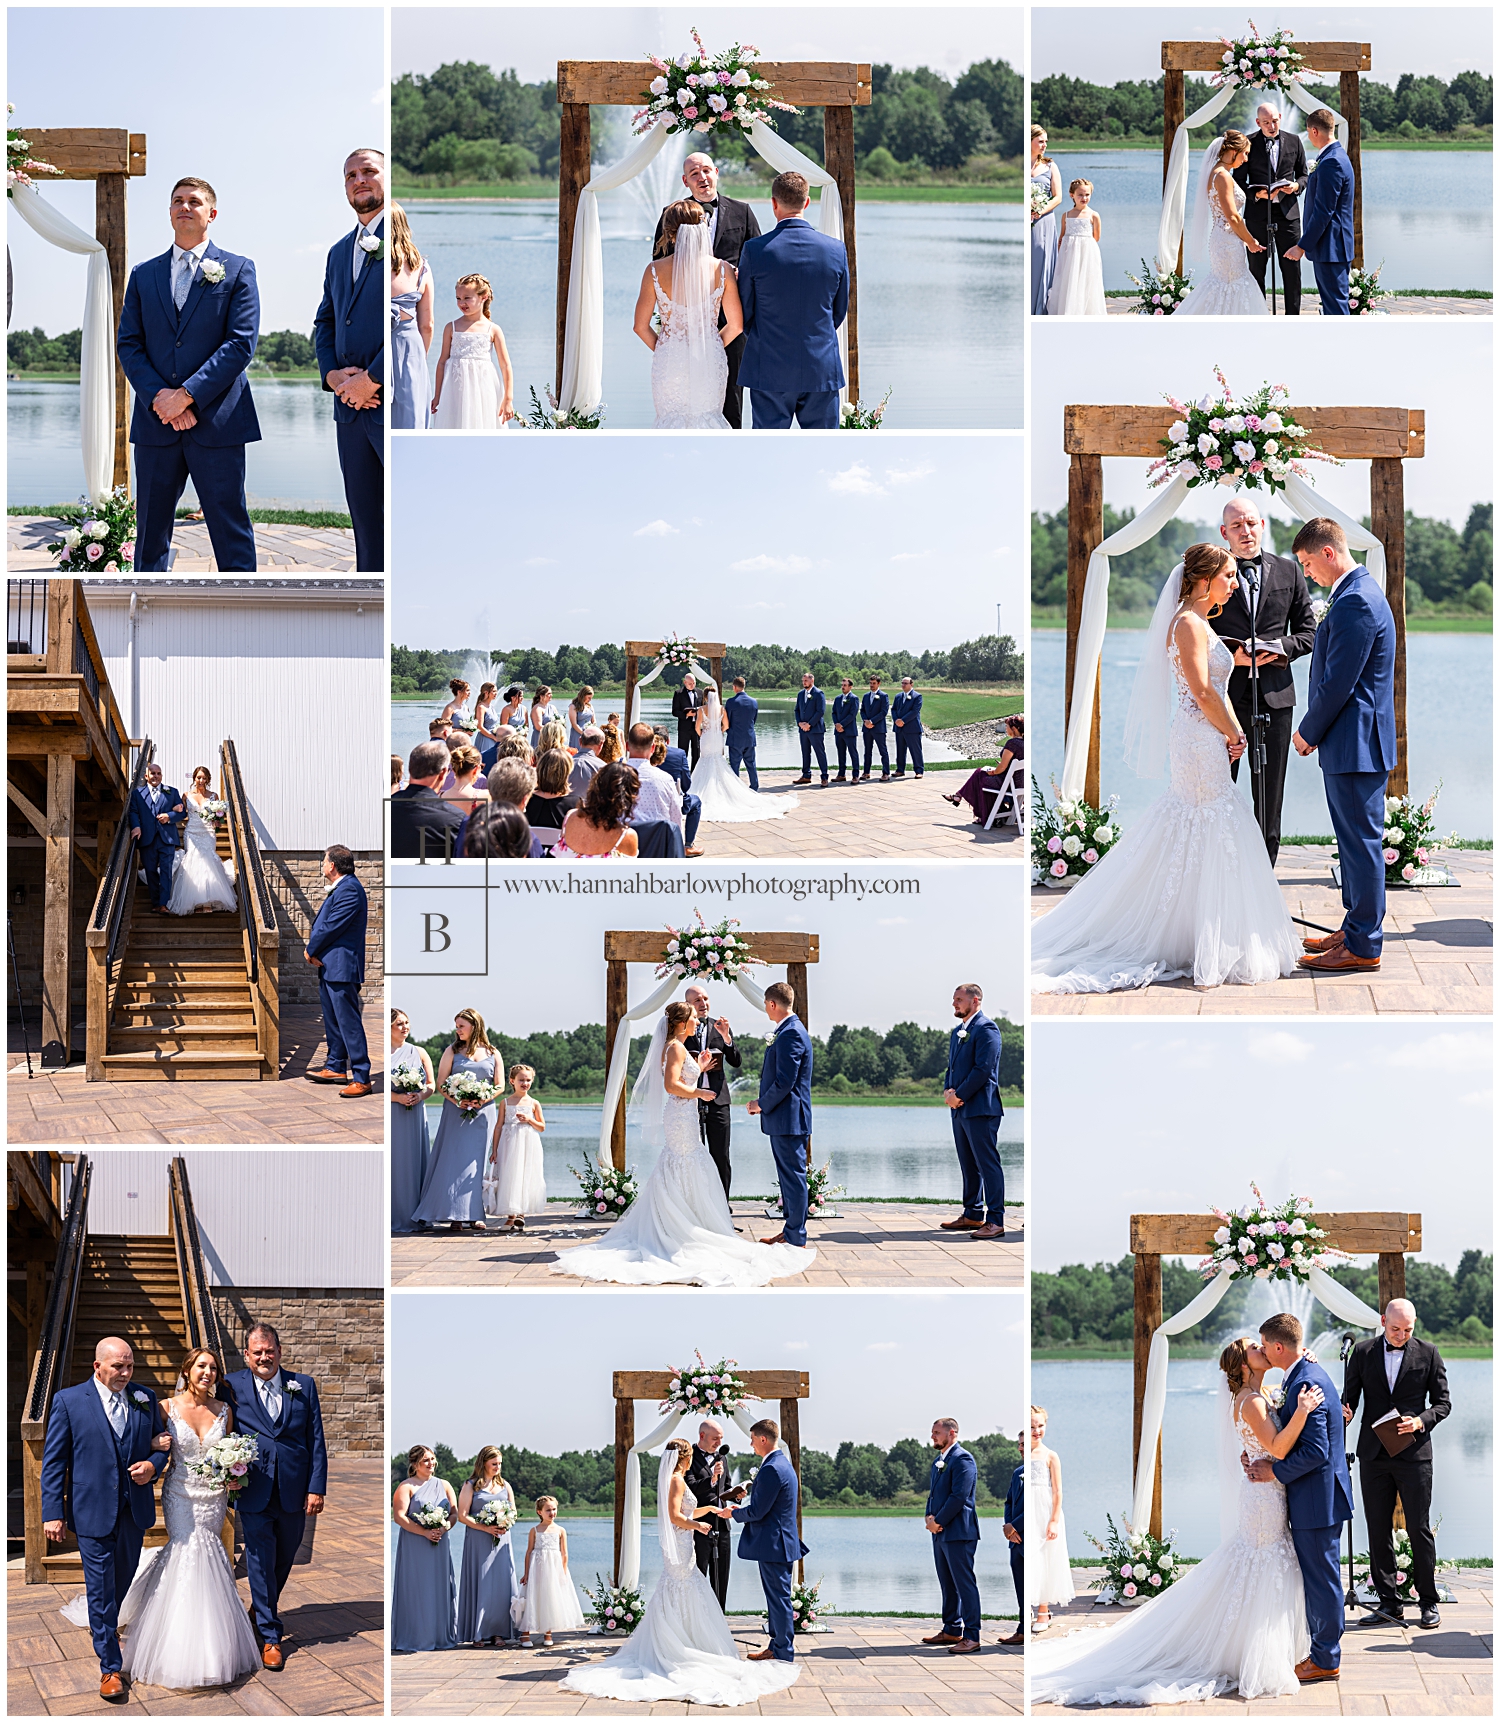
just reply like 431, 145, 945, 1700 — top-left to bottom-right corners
1226, 735, 1246, 762
1296, 1384, 1325, 1415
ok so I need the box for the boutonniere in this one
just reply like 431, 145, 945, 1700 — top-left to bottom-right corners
284, 1379, 302, 1395
130, 1389, 151, 1409
199, 259, 226, 285
935, 1457, 946, 1470
357, 233, 384, 259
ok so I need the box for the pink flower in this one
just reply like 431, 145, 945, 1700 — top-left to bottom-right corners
1154, 308, 1164, 315
1205, 455, 1223, 470
1245, 415, 1262, 430
1208, 418, 1225, 432
1245, 1252, 1257, 1265
1083, 849, 1098, 865
1046, 836, 1062, 854
120, 540, 135, 560
686, 73, 699, 85
85, 543, 104, 562
1249, 461, 1264, 474
684, 106, 698, 118
1401, 863, 1415, 880
1396, 1571, 1407, 1585
1123, 1582, 1138, 1598
1417, 848, 1429, 864
1383, 848, 1399, 864
1277, 1220, 1290, 1233
1049, 859, 1068, 878
596, 1203, 607, 1212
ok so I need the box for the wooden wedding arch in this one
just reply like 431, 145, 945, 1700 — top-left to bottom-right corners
555, 62, 872, 402
622, 639, 727, 735
1128, 1210, 1419, 1537
21, 128, 148, 491
1062, 402, 1424, 808
1160, 40, 1371, 273
603, 930, 819, 1169
612, 1368, 811, 1583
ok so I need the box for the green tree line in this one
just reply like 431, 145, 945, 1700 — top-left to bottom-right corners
8, 326, 318, 375
1033, 1251, 1493, 1350
1032, 504, 1493, 618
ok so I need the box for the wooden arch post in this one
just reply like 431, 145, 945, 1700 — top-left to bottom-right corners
1128, 1211, 1421, 1538
1160, 42, 1371, 275
555, 62, 872, 404
1062, 404, 1424, 808
612, 1369, 811, 1584
603, 931, 818, 1170
622, 640, 727, 738
21, 129, 148, 492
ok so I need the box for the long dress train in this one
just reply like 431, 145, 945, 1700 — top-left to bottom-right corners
690, 702, 797, 823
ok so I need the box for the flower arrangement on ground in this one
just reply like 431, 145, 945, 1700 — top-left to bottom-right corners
1209, 25, 1306, 94
1348, 262, 1388, 316
659, 1352, 750, 1418
1031, 777, 1122, 886
442, 1069, 501, 1120
790, 1576, 825, 1631
655, 911, 761, 983
7, 107, 63, 195
1353, 1523, 1453, 1606
840, 388, 892, 429
1151, 369, 1336, 495
1199, 1184, 1347, 1285
411, 1499, 450, 1530
1369, 784, 1457, 884
571, 1160, 640, 1218
770, 1160, 842, 1219
1126, 258, 1192, 315
521, 385, 604, 430
46, 487, 137, 571
186, 1432, 258, 1496
583, 1574, 648, 1634
658, 634, 699, 669
1087, 1513, 1182, 1604
473, 1497, 518, 1531
634, 31, 796, 139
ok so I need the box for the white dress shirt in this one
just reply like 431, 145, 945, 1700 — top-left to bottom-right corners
353, 215, 382, 282
627, 759, 685, 836
93, 1375, 129, 1436
1384, 1344, 1405, 1392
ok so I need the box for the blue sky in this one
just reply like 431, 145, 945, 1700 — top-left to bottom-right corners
6, 8, 384, 336
392, 1290, 1024, 1455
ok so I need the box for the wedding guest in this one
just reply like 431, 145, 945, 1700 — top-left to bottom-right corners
893, 677, 924, 779
1030, 127, 1063, 314
1046, 180, 1106, 317
439, 745, 488, 811
569, 726, 606, 794
557, 764, 641, 860
391, 1446, 458, 1652
456, 1447, 518, 1646
390, 1008, 434, 1234
831, 677, 859, 783
525, 750, 581, 851
599, 718, 625, 765
439, 679, 471, 724
1000, 1434, 1024, 1646
725, 677, 760, 788
487, 1063, 547, 1232
479, 760, 546, 858
1027, 1407, 1073, 1632
518, 1496, 585, 1648
567, 687, 596, 749
537, 720, 571, 760
391, 741, 465, 859
490, 729, 533, 767
945, 715, 1024, 823
411, 1010, 501, 1232
463, 803, 534, 859
529, 687, 563, 752
391, 754, 403, 792
860, 674, 890, 782
431, 273, 514, 427
389, 203, 433, 428
626, 723, 700, 856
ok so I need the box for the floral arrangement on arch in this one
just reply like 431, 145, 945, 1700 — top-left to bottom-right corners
658, 634, 700, 669
655, 911, 761, 983
1087, 1513, 1182, 1604
659, 1352, 750, 1418
1126, 258, 1192, 316
1151, 369, 1337, 496
570, 1159, 640, 1218
635, 31, 797, 138
1348, 262, 1389, 317
1031, 778, 1122, 886
1209, 24, 1307, 94
47, 488, 137, 571
1199, 1184, 1347, 1286
7, 106, 63, 196
583, 1573, 647, 1634
791, 1576, 825, 1632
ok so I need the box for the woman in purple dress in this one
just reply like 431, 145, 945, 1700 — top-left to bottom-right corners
946, 714, 1023, 822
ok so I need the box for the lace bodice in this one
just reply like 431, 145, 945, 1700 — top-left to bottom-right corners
533, 1523, 564, 1555
1210, 177, 1247, 231
1233, 1397, 1292, 1554
1176, 173, 1266, 312
661, 1083, 709, 1158
1027, 1444, 1056, 1508
447, 320, 495, 363
1061, 211, 1096, 238
698, 706, 725, 757
650, 265, 726, 342
162, 1407, 232, 1543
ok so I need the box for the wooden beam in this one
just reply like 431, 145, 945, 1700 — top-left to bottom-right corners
96, 172, 131, 492
1130, 1212, 1421, 1256
605, 931, 819, 964
823, 106, 858, 406
612, 1394, 633, 1584
1064, 453, 1103, 808
1341, 71, 1365, 271
1370, 455, 1407, 798
624, 641, 728, 659
1064, 405, 1424, 461
1162, 42, 1370, 73
781, 1396, 804, 1584
8, 779, 48, 839
19, 128, 147, 177
558, 62, 872, 108
1132, 1252, 1163, 1540
7, 1152, 61, 1234
613, 1370, 810, 1401
555, 102, 591, 401
1377, 1252, 1407, 1311
42, 753, 76, 1068
605, 957, 629, 1172
622, 652, 639, 737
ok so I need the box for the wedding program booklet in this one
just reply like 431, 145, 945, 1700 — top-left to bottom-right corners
1372, 1408, 1418, 1456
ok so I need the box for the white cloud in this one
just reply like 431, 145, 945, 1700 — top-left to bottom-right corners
889, 550, 932, 563
523, 555, 557, 566
1387, 1032, 1492, 1074
783, 1340, 810, 1351
866, 1342, 900, 1352
1245, 1030, 1315, 1064
730, 553, 813, 574
884, 463, 935, 486
634, 519, 679, 538
827, 462, 884, 497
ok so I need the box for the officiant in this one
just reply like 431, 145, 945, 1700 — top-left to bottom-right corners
685, 1418, 739, 1608
653, 154, 761, 428
1232, 104, 1308, 315
684, 984, 741, 1199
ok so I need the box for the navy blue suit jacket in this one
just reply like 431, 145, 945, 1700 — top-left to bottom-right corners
795, 687, 826, 734
861, 690, 889, 731
1298, 569, 1396, 774
306, 872, 368, 985
945, 1012, 1004, 1120
1300, 142, 1355, 264
130, 783, 186, 853
725, 692, 758, 745
42, 1379, 168, 1538
757, 1014, 813, 1139
732, 1447, 807, 1565
314, 219, 386, 425
117, 243, 261, 448
1270, 1356, 1354, 1529
660, 746, 694, 794
1004, 1462, 1024, 1534
737, 218, 848, 393
927, 1443, 980, 1543
831, 693, 859, 733
893, 690, 923, 730
221, 1369, 328, 1514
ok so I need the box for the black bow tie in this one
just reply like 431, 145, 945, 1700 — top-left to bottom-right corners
1386, 1343, 1406, 1352
1237, 558, 1262, 572
697, 198, 718, 211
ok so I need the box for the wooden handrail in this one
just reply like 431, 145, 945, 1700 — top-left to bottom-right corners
220, 739, 280, 1080
86, 739, 154, 959
168, 1157, 228, 1363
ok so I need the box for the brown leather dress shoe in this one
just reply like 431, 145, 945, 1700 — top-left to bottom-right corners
1293, 1657, 1338, 1682
1299, 946, 1379, 972
1302, 929, 1346, 953
999, 1629, 1024, 1646
940, 1216, 984, 1232
746, 1647, 778, 1661
759, 1232, 787, 1245
921, 1631, 963, 1645
306, 1067, 350, 1084
99, 1672, 127, 1703
947, 1639, 982, 1655
262, 1643, 285, 1671
971, 1222, 1006, 1240
339, 1082, 373, 1098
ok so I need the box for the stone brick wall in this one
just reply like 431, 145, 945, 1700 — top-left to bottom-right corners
210, 1289, 383, 1454
262, 851, 383, 1007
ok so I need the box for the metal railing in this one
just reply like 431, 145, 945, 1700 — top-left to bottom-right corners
168, 1157, 229, 1365
88, 739, 156, 974
8, 578, 48, 655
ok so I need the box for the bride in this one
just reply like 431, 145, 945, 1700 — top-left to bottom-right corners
634, 200, 743, 430
1031, 1337, 1321, 1704
63, 1347, 260, 1689
562, 1441, 800, 1706
551, 1001, 816, 1287
1176, 132, 1268, 317
164, 767, 237, 916
692, 688, 797, 823
1032, 544, 1300, 992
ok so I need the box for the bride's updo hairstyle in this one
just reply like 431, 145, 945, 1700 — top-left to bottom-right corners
1219, 1337, 1252, 1394
455, 274, 493, 316
1179, 542, 1234, 604
406, 1445, 435, 1476
665, 1000, 697, 1038
665, 1437, 693, 1473
1220, 129, 1251, 163
656, 198, 707, 257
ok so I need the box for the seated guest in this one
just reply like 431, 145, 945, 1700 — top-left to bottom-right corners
440, 744, 488, 810
391, 754, 404, 793
557, 762, 641, 859
526, 749, 581, 850
626, 722, 701, 857
391, 740, 467, 858
537, 719, 572, 759
490, 729, 533, 767
482, 759, 544, 858
945, 714, 1024, 823
463, 802, 534, 858
654, 728, 694, 794
599, 717, 624, 765
428, 717, 453, 743
569, 725, 606, 794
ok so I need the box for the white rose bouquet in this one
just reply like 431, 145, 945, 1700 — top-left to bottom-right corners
658, 634, 699, 669
1126, 258, 1192, 316
569, 1159, 640, 1218
442, 1070, 501, 1120
186, 1432, 258, 1496
473, 1497, 518, 1531
411, 1500, 451, 1531
583, 1574, 647, 1633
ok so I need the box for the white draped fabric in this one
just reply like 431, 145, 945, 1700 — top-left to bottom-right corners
1130, 1263, 1382, 1533
10, 184, 117, 503
627, 656, 718, 731
558, 118, 848, 415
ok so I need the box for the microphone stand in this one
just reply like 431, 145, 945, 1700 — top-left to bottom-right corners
1338, 1331, 1361, 1607
1251, 175, 1280, 315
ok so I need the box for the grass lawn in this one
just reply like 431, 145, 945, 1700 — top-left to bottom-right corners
397, 180, 1020, 204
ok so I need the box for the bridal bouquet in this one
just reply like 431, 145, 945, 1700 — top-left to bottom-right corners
1348, 262, 1389, 316
660, 1352, 750, 1418
411, 1500, 451, 1531
7, 107, 63, 194
655, 912, 761, 983
1031, 779, 1122, 887
1087, 1513, 1182, 1603
658, 634, 699, 669
1362, 784, 1458, 884
473, 1497, 518, 1531
1199, 1185, 1347, 1286
1150, 370, 1336, 496
571, 1159, 640, 1217
442, 1070, 501, 1119
583, 1574, 646, 1634
1125, 258, 1191, 315
1209, 24, 1306, 94
46, 486, 138, 572
186, 1432, 258, 1496
790, 1577, 825, 1632
198, 797, 229, 828
634, 30, 797, 139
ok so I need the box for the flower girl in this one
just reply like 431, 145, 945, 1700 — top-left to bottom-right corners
486, 1064, 548, 1231
1028, 1404, 1075, 1631
518, 1496, 585, 1647
430, 274, 515, 428
1046, 180, 1107, 316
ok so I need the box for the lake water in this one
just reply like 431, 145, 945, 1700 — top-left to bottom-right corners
389, 1512, 1016, 1617
412, 1101, 1022, 1204
394, 694, 963, 771
1032, 630, 1493, 838
403, 197, 1023, 428
1041, 148, 1492, 293
7, 378, 347, 509
1031, 1358, 1492, 1559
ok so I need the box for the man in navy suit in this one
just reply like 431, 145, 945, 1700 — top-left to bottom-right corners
116, 177, 261, 572
746, 981, 812, 1247
860, 675, 891, 782
1000, 1438, 1025, 1646
42, 1337, 170, 1701
303, 844, 371, 1095
921, 1418, 983, 1655
314, 149, 385, 571
1291, 519, 1396, 973
892, 676, 925, 778
831, 677, 859, 782
737, 170, 849, 430
792, 671, 829, 787
1284, 111, 1354, 316
656, 733, 704, 853
725, 676, 760, 789
128, 762, 187, 911
223, 1324, 328, 1668
942, 983, 1006, 1240
1245, 1313, 1353, 1681
727, 1418, 808, 1662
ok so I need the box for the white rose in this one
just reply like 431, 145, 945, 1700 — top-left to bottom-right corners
1093, 824, 1113, 844
1197, 432, 1217, 456
1061, 835, 1081, 857
650, 76, 668, 95
1263, 412, 1284, 431
1214, 1226, 1230, 1245
676, 87, 693, 106
732, 68, 751, 86
1168, 421, 1189, 445
63, 528, 82, 547
1233, 441, 1255, 463
1237, 1237, 1252, 1254
1159, 1553, 1173, 1570
1268, 1242, 1285, 1259
1225, 414, 1246, 433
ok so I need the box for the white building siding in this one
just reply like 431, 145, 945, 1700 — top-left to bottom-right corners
87, 586, 383, 850
84, 1150, 383, 1286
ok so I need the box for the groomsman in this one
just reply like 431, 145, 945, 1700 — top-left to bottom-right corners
831, 678, 860, 782
725, 678, 760, 788
921, 1418, 982, 1655
860, 675, 890, 781
892, 677, 925, 778
303, 845, 370, 1098
942, 984, 1006, 1240
671, 675, 705, 767
792, 672, 829, 787
1000, 1438, 1025, 1646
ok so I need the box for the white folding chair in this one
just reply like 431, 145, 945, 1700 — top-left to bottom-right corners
981, 760, 1023, 832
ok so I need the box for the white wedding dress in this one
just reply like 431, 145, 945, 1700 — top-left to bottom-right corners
62, 1407, 260, 1689
1178, 174, 1269, 317
650, 224, 731, 430
1032, 629, 1300, 991
164, 797, 237, 916
1029, 1397, 1309, 1704
435, 319, 504, 428
691, 695, 797, 823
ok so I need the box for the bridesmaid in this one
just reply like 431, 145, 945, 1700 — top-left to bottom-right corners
1030, 126, 1063, 314
456, 1446, 518, 1646
390, 1009, 434, 1233
411, 1009, 501, 1232
529, 685, 563, 753
391, 1446, 459, 1653
499, 684, 528, 732
389, 204, 434, 428
567, 686, 596, 751
473, 682, 500, 739
439, 679, 472, 724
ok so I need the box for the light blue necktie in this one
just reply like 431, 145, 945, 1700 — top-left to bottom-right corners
173, 252, 193, 310
107, 1390, 127, 1437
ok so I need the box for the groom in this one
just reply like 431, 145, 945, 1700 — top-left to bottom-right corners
1291, 519, 1396, 973
1284, 110, 1354, 316
223, 1324, 328, 1669
942, 984, 1006, 1241
129, 762, 187, 912
727, 1418, 807, 1664
746, 981, 812, 1248
1244, 1314, 1353, 1683
116, 176, 261, 572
